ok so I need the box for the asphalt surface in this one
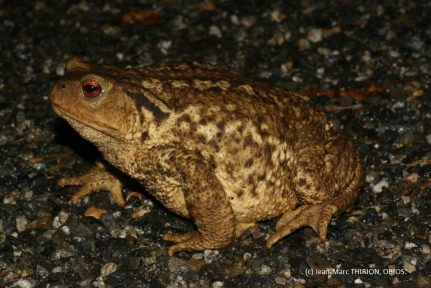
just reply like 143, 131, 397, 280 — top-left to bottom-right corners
0, 1, 430, 287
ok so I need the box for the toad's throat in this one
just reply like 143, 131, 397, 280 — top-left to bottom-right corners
52, 103, 118, 134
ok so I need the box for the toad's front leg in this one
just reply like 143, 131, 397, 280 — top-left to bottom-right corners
57, 161, 126, 207
161, 157, 236, 256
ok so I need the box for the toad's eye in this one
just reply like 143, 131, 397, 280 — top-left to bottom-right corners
82, 81, 101, 98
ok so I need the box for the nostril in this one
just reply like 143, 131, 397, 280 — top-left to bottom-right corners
60, 82, 66, 89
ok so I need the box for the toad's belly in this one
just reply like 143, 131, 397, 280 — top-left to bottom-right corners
215, 164, 298, 222
227, 188, 298, 223
142, 166, 298, 223
150, 182, 298, 223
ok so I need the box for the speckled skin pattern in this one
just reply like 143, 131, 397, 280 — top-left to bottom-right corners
49, 56, 364, 256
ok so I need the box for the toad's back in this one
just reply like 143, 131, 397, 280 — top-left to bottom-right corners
119, 61, 333, 222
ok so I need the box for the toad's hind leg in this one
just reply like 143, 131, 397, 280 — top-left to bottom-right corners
161, 155, 237, 256
266, 133, 364, 249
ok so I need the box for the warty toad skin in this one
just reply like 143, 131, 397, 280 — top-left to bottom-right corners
49, 56, 364, 256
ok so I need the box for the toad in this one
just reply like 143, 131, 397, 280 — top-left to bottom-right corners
49, 56, 364, 256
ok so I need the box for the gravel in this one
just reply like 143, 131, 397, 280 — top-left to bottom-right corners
1, 0, 430, 287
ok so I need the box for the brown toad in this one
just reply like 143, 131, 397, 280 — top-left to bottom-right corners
49, 56, 364, 256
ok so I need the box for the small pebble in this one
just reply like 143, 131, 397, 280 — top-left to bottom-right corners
203, 250, 220, 264
100, 262, 117, 277
256, 264, 272, 275
307, 28, 322, 43
372, 180, 389, 193
422, 244, 430, 254
403, 261, 416, 273
275, 276, 287, 285
403, 173, 419, 183
212, 281, 224, 288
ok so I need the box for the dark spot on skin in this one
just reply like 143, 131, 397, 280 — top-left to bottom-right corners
212, 87, 223, 93
216, 132, 223, 138
141, 132, 148, 141
225, 163, 234, 175
257, 173, 265, 181
208, 139, 220, 152
209, 159, 217, 169
197, 134, 206, 144
237, 125, 244, 133
216, 121, 224, 131
248, 175, 253, 184
126, 90, 169, 122
260, 131, 270, 139
244, 135, 254, 147
254, 115, 263, 125
174, 103, 187, 113
264, 143, 273, 162
194, 158, 206, 170
156, 163, 164, 171
297, 161, 307, 169
245, 159, 253, 168
179, 114, 192, 123
236, 190, 244, 197
168, 151, 177, 163
298, 178, 306, 186
229, 147, 239, 154
305, 184, 311, 190
209, 154, 215, 164
199, 118, 208, 125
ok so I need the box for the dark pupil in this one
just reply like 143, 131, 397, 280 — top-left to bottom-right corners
84, 84, 98, 92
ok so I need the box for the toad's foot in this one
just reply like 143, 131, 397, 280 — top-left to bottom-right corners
266, 203, 334, 249
163, 232, 232, 257
57, 161, 125, 207
163, 222, 256, 256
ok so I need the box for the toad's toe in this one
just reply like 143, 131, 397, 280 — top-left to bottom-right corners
266, 203, 336, 249
163, 232, 232, 257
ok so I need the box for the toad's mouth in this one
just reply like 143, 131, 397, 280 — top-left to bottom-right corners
52, 103, 118, 135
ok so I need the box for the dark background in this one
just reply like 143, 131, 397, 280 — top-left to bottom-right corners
0, 1, 430, 287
